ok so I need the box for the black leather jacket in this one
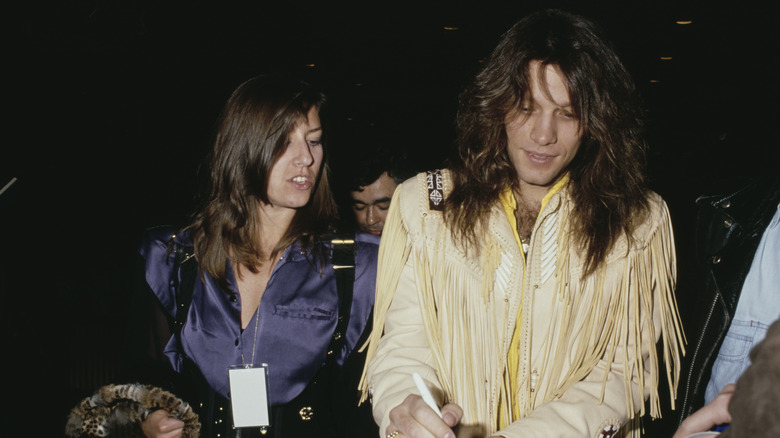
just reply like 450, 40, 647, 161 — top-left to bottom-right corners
675, 175, 780, 425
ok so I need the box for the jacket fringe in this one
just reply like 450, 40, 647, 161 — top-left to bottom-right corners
360, 174, 684, 437
358, 187, 409, 403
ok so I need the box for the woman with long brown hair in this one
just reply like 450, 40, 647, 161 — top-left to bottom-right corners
133, 74, 379, 438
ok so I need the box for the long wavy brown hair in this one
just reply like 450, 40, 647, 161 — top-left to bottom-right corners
446, 9, 649, 275
185, 74, 337, 285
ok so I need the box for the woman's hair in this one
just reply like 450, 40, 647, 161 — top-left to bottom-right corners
446, 9, 649, 275
186, 74, 337, 284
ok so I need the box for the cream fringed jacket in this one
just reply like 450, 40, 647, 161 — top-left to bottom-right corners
360, 170, 684, 438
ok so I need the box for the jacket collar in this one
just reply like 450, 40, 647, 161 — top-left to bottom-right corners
490, 181, 568, 256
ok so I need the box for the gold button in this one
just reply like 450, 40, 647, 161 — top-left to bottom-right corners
712, 256, 722, 264
722, 200, 731, 208
299, 406, 314, 420
723, 219, 733, 228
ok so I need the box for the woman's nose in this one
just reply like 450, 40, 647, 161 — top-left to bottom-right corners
292, 140, 314, 167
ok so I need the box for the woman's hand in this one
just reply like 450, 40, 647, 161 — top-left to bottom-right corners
141, 409, 185, 438
673, 384, 735, 438
385, 394, 463, 438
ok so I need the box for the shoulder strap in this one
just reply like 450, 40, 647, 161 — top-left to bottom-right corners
327, 236, 356, 360
171, 240, 196, 337
426, 169, 445, 211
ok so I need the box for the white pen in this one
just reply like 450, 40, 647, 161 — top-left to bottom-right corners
412, 372, 443, 418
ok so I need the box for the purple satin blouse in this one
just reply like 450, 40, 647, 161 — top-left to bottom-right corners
139, 227, 379, 405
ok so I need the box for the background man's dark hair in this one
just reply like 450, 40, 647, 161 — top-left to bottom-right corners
331, 134, 418, 234
348, 142, 415, 192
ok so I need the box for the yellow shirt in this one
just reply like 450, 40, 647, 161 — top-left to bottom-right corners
498, 175, 569, 427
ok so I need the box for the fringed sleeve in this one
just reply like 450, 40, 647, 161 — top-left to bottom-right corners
358, 186, 411, 403
358, 182, 445, 437
358, 174, 469, 435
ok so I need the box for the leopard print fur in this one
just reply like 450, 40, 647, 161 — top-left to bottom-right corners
65, 383, 200, 437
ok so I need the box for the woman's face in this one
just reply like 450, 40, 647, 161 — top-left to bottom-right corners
264, 106, 323, 213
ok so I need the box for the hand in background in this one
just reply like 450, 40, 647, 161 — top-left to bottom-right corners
673, 384, 735, 438
141, 409, 185, 438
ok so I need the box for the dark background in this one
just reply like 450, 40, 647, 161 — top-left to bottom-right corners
2, 1, 777, 436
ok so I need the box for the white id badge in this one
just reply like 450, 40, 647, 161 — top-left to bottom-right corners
228, 364, 270, 428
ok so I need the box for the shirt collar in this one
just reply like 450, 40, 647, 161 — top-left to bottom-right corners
499, 173, 570, 248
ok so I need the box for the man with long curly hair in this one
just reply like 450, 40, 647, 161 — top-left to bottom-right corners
360, 9, 684, 438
